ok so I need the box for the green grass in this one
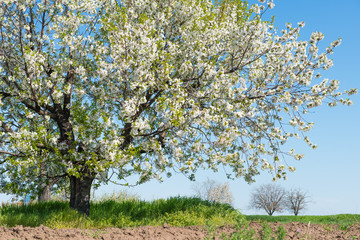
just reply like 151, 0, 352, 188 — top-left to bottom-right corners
1, 197, 359, 231
245, 214, 360, 226
0, 196, 242, 229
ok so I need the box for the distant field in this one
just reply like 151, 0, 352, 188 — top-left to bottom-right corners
246, 214, 360, 226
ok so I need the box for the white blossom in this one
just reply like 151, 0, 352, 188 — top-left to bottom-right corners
0, 0, 355, 198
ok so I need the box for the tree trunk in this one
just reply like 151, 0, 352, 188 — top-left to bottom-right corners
69, 174, 95, 217
38, 184, 52, 202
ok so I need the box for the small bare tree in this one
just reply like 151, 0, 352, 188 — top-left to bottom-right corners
286, 188, 309, 216
249, 184, 286, 216
192, 178, 233, 205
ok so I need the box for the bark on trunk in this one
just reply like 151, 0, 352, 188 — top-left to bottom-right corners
38, 184, 52, 202
69, 175, 95, 217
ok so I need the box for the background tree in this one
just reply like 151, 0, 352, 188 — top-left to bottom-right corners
249, 184, 286, 216
192, 178, 233, 205
0, 0, 355, 216
286, 188, 310, 216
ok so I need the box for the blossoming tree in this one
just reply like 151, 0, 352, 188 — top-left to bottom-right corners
0, 0, 356, 215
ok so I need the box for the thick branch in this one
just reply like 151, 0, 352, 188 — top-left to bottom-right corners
0, 150, 24, 157
120, 90, 163, 150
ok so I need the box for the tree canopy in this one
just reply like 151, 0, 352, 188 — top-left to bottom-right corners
0, 0, 355, 215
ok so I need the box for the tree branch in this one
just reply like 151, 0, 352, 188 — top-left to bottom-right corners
0, 150, 24, 157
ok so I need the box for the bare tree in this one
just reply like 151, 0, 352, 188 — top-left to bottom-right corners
286, 188, 309, 216
249, 184, 286, 216
193, 178, 233, 205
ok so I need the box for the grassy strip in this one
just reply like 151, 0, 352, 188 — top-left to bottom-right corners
245, 214, 360, 226
1, 196, 359, 232
0, 196, 242, 229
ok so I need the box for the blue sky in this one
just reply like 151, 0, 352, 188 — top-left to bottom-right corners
1, 0, 359, 216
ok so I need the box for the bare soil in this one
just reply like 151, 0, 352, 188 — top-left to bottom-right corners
0, 222, 359, 240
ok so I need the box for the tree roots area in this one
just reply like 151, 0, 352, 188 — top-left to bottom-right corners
0, 222, 359, 240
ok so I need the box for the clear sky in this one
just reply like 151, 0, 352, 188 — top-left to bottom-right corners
1, 0, 359, 216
